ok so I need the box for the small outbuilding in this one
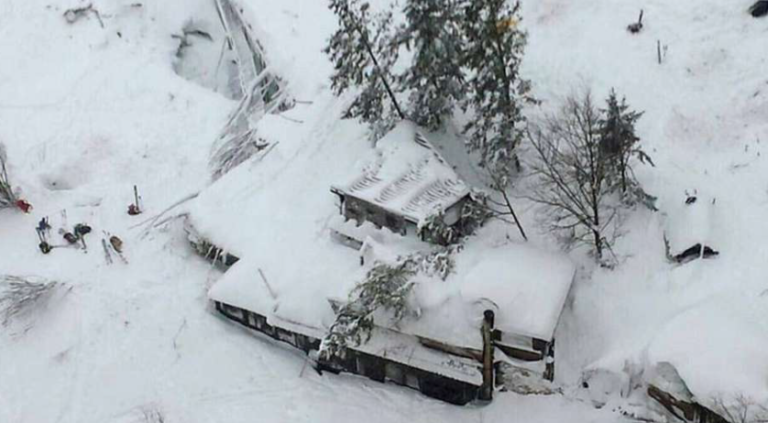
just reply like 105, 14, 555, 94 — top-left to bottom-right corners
331, 121, 474, 245
664, 193, 719, 263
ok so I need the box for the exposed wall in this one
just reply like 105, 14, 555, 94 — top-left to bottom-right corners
214, 301, 481, 405
342, 196, 407, 235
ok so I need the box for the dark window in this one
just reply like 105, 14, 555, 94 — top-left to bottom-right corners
385, 213, 400, 231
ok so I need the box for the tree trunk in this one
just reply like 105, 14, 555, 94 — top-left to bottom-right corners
620, 156, 628, 193
593, 228, 602, 260
358, 30, 405, 120
480, 310, 495, 401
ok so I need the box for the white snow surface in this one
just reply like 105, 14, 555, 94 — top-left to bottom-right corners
2, 1, 621, 421
454, 239, 574, 342
2, 0, 768, 421
647, 293, 768, 406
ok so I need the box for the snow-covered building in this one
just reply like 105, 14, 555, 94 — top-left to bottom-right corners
331, 121, 474, 245
200, 234, 575, 404
185, 114, 575, 404
664, 193, 719, 263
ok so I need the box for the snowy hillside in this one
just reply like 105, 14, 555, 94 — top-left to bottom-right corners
1, 0, 767, 422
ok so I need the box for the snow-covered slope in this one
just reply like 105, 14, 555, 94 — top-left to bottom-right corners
522, 0, 768, 409
1, 0, 767, 421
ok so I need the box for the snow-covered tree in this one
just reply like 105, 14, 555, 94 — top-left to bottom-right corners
598, 89, 656, 210
398, 0, 465, 130
320, 248, 458, 358
320, 261, 416, 359
461, 0, 531, 188
325, 0, 404, 137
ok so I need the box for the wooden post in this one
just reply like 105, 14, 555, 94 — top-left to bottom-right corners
544, 339, 555, 381
133, 185, 140, 211
480, 309, 495, 401
657, 40, 662, 64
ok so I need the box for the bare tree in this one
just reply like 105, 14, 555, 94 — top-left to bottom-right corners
526, 91, 619, 263
711, 395, 768, 423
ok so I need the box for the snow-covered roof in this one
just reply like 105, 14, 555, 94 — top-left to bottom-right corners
194, 112, 572, 367
647, 293, 768, 409
331, 120, 470, 225
207, 234, 575, 353
353, 327, 484, 386
664, 193, 718, 255
209, 264, 483, 386
402, 239, 576, 345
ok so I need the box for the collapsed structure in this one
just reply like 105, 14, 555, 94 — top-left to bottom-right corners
204, 239, 575, 404
188, 119, 576, 404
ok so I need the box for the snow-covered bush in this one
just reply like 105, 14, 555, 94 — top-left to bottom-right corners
461, 192, 494, 233
209, 130, 269, 181
412, 246, 459, 281
418, 212, 460, 246
0, 142, 18, 209
139, 407, 165, 423
0, 276, 63, 326
418, 198, 491, 246
711, 395, 768, 423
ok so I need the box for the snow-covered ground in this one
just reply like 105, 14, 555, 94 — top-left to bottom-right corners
1, 0, 767, 421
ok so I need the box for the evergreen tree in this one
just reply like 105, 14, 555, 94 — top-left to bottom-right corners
398, 0, 465, 130
325, 0, 404, 134
320, 261, 416, 359
599, 89, 655, 209
320, 248, 458, 358
460, 0, 531, 188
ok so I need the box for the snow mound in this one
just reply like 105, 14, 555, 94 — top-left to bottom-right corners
647, 293, 768, 407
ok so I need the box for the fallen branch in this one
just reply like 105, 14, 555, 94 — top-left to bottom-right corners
486, 171, 528, 241
63, 4, 105, 28
258, 268, 277, 299
278, 114, 304, 124
0, 276, 64, 326
131, 192, 200, 237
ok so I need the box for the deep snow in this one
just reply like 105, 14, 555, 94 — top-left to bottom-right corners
1, 0, 767, 421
